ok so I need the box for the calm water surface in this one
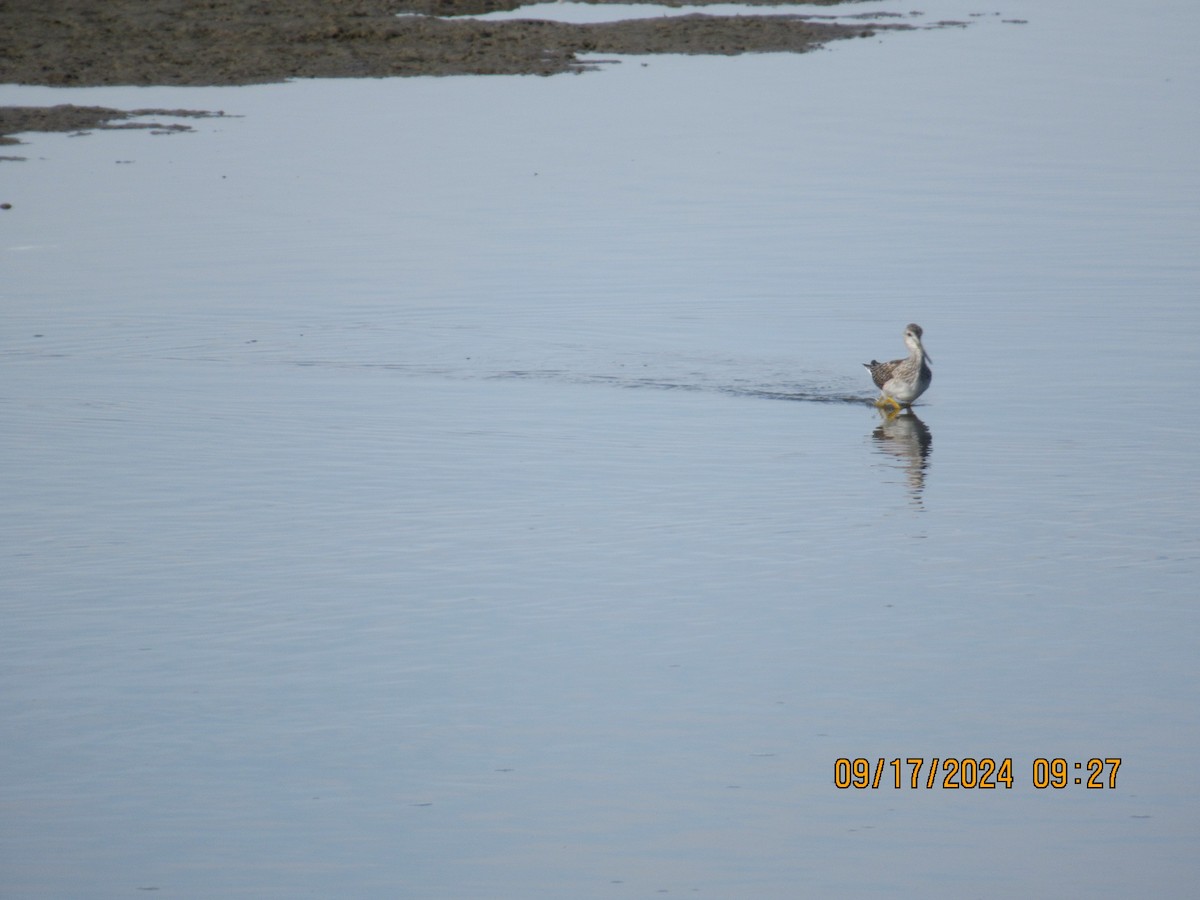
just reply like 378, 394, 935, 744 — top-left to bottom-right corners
3, 0, 1199, 896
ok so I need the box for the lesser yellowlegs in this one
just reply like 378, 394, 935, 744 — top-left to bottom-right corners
863, 323, 932, 410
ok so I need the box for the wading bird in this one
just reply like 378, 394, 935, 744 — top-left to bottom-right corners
863, 323, 932, 410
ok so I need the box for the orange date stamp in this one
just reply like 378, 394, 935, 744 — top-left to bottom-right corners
833, 757, 1121, 790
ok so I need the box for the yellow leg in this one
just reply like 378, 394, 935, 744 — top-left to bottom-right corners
874, 394, 902, 411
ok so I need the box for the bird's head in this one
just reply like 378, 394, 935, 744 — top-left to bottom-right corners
904, 323, 930, 363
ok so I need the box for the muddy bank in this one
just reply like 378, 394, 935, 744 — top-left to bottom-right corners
1, 0, 895, 87
0, 106, 229, 151
0, 0, 907, 146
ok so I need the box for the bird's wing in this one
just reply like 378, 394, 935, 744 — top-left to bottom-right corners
864, 358, 900, 390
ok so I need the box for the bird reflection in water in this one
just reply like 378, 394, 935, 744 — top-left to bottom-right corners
870, 408, 932, 505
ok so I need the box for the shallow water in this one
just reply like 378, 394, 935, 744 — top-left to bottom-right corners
3, 0, 1200, 896
446, 2, 923, 24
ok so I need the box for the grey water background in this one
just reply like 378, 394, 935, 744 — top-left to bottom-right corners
3, 0, 1199, 896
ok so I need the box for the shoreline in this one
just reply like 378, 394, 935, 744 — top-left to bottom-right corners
1, 0, 907, 145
